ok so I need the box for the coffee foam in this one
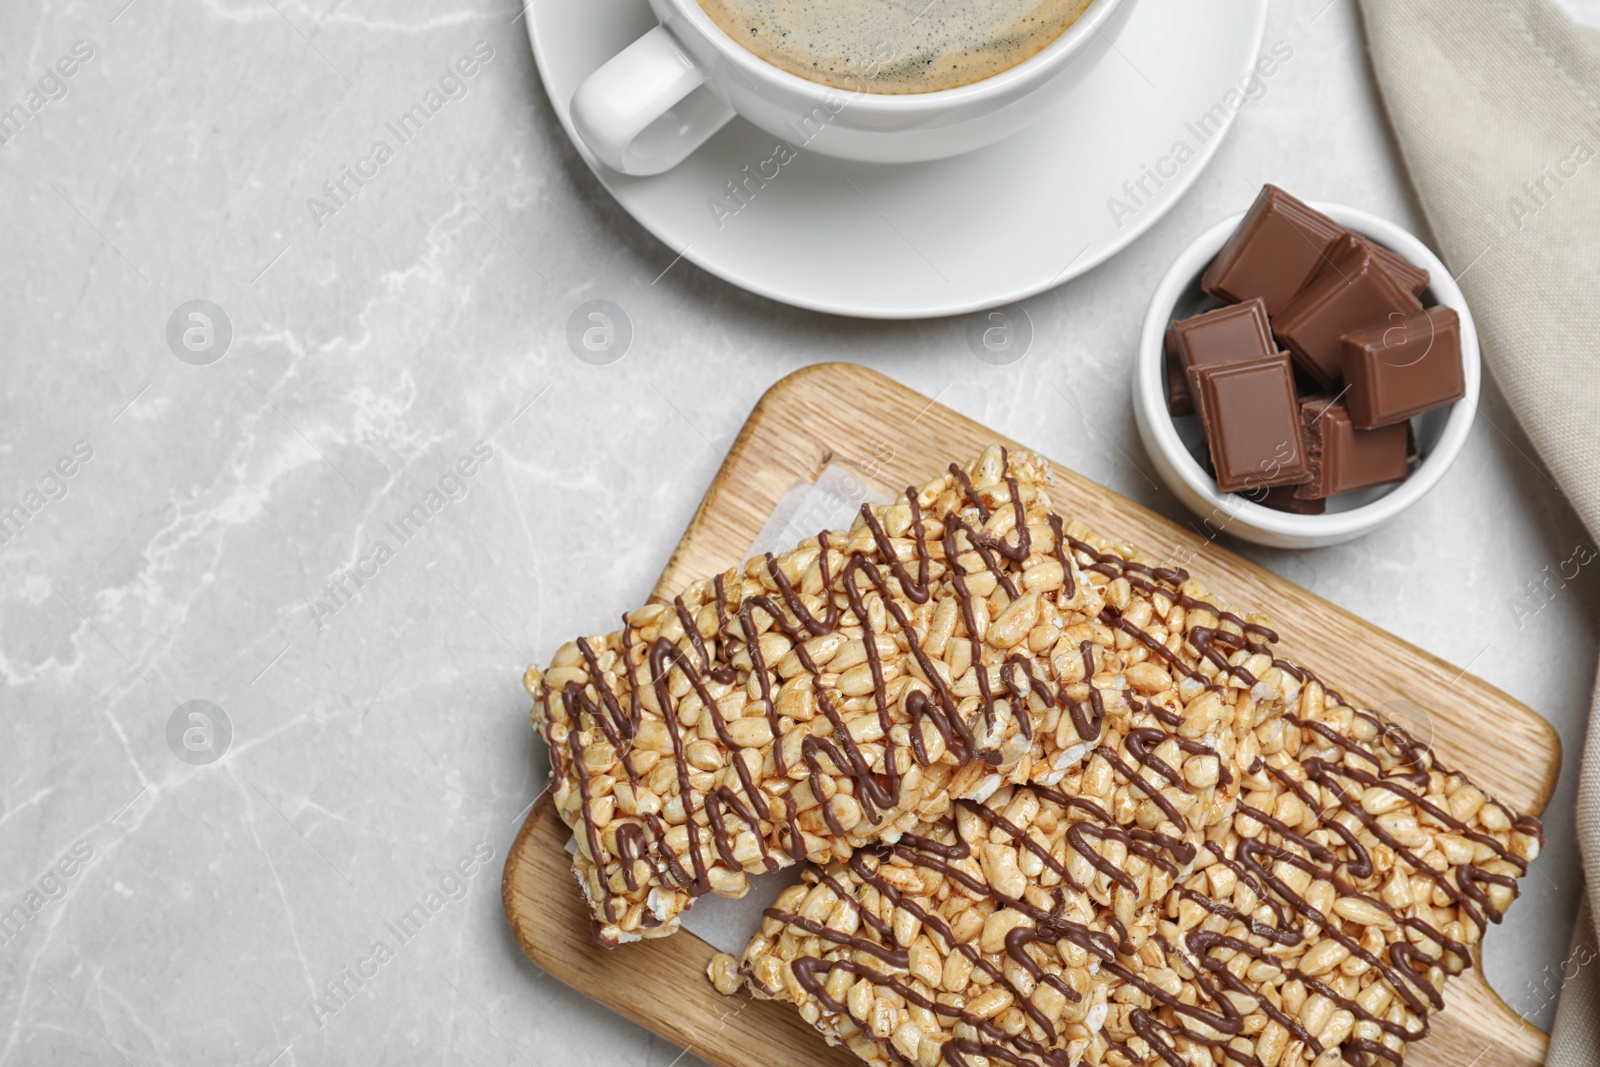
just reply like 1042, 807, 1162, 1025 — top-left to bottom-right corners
695, 0, 1095, 95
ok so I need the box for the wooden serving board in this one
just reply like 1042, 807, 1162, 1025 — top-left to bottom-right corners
504, 363, 1558, 1067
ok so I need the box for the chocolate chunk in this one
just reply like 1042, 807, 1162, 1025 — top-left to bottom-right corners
1309, 233, 1430, 298
1257, 484, 1326, 514
1173, 296, 1276, 370
1164, 324, 1192, 416
1340, 306, 1465, 429
1273, 239, 1423, 390
1295, 398, 1411, 499
1201, 185, 1345, 314
1187, 353, 1312, 494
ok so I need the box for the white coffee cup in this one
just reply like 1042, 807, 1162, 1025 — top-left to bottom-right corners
571, 0, 1131, 174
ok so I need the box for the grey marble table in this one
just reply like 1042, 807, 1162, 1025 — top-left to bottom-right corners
3, 1, 1598, 1065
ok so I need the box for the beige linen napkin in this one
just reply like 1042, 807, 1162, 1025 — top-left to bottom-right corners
1356, 0, 1600, 1060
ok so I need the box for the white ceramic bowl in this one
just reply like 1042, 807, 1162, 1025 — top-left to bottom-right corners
1131, 203, 1480, 550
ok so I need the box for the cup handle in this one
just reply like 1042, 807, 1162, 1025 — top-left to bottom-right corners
570, 25, 736, 176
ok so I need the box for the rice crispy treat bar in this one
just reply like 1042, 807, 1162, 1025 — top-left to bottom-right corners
1092, 681, 1542, 1067
528, 446, 1298, 946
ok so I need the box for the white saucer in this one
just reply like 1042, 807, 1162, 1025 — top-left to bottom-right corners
526, 0, 1269, 318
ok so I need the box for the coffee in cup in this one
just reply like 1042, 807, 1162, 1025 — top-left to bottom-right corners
694, 0, 1095, 93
